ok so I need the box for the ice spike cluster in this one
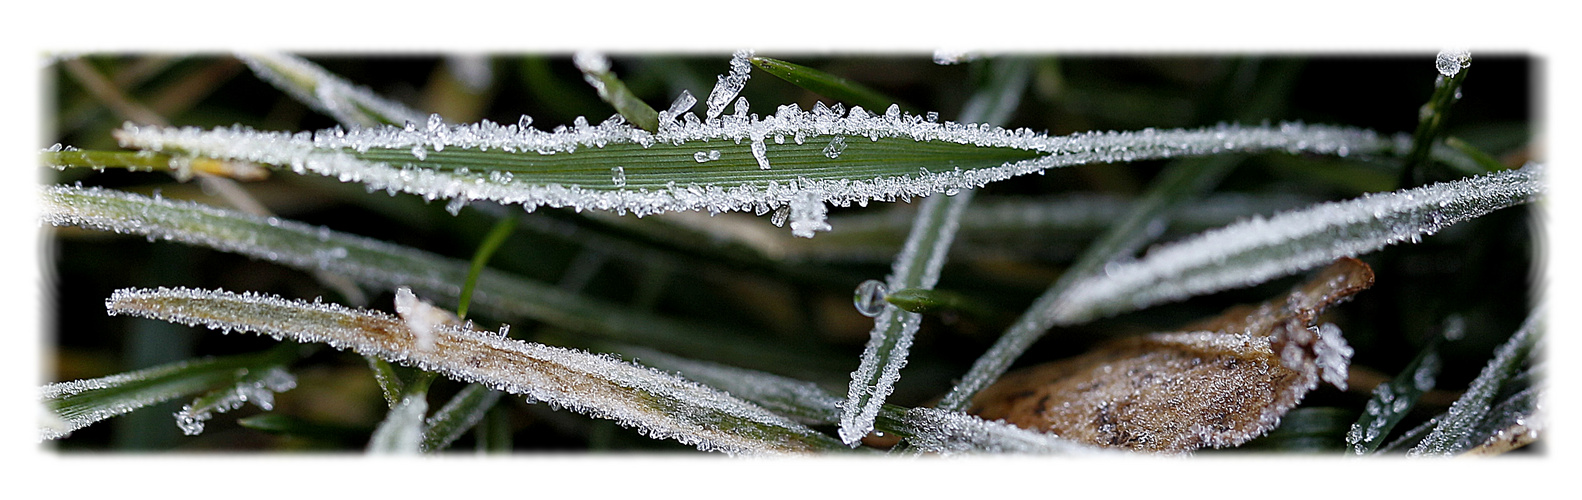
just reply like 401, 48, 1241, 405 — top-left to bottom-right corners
104, 286, 842, 455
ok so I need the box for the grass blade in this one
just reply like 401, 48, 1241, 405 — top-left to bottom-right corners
238, 53, 426, 128
1346, 321, 1451, 455
1046, 163, 1543, 326
749, 56, 903, 112
837, 58, 1031, 445
105, 286, 848, 455
574, 52, 660, 132
368, 392, 428, 454
421, 384, 502, 452
40, 345, 298, 441
43, 185, 841, 374
113, 114, 1390, 238
1399, 50, 1472, 187
1410, 305, 1543, 456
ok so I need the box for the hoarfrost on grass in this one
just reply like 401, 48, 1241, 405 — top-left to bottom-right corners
174, 366, 296, 436
113, 105, 1394, 237
705, 50, 753, 121
104, 286, 843, 455
1410, 305, 1544, 456
238, 53, 427, 129
1047, 163, 1544, 325
1436, 49, 1472, 77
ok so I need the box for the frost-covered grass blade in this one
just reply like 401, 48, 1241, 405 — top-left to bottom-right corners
43, 185, 837, 373
1347, 323, 1450, 454
421, 384, 502, 452
1410, 306, 1543, 456
238, 53, 426, 128
112, 110, 1391, 238
104, 286, 848, 455
40, 345, 298, 441
574, 52, 660, 132
837, 59, 1029, 445
1043, 163, 1543, 326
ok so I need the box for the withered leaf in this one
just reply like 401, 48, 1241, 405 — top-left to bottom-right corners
968, 257, 1374, 453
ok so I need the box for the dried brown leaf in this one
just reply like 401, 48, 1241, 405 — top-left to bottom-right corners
968, 258, 1373, 453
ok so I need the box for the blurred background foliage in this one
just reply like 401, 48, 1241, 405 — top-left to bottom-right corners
44, 52, 1538, 452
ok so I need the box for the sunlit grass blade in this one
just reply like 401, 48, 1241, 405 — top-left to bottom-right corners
40, 345, 299, 441
238, 53, 426, 128
42, 148, 268, 181
105, 286, 848, 455
43, 185, 840, 373
1410, 305, 1543, 456
750, 56, 904, 112
574, 52, 660, 132
838, 58, 1030, 445
1045, 163, 1544, 327
421, 384, 502, 452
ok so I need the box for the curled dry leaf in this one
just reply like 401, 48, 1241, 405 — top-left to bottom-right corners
968, 257, 1374, 453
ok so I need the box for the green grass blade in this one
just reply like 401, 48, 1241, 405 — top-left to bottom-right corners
113, 114, 1390, 238
1399, 50, 1472, 187
105, 286, 849, 455
749, 56, 904, 112
40, 345, 298, 441
1048, 164, 1543, 326
1410, 305, 1543, 456
173, 364, 296, 436
1347, 322, 1451, 455
574, 52, 660, 132
43, 185, 841, 374
421, 384, 502, 452
837, 58, 1031, 445
457, 216, 515, 319
238, 53, 426, 128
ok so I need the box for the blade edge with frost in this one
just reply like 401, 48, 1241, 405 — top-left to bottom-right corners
113, 111, 1392, 238
105, 286, 846, 455
238, 53, 427, 129
1047, 163, 1544, 326
1410, 305, 1544, 456
631, 348, 1107, 455
42, 185, 838, 373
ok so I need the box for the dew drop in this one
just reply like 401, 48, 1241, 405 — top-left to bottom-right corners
853, 279, 889, 317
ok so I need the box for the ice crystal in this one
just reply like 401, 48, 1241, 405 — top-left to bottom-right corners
1435, 49, 1472, 77
705, 50, 753, 121
104, 286, 841, 455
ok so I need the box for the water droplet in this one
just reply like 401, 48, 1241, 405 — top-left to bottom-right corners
611, 166, 627, 187
1435, 49, 1471, 77
853, 279, 888, 317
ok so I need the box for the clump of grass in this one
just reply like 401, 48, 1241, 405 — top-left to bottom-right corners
42, 51, 1541, 456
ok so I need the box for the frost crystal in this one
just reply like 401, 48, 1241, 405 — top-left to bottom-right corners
1435, 49, 1472, 77
705, 50, 753, 121
610, 166, 627, 187
1312, 323, 1353, 390
788, 190, 830, 238
822, 135, 847, 158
